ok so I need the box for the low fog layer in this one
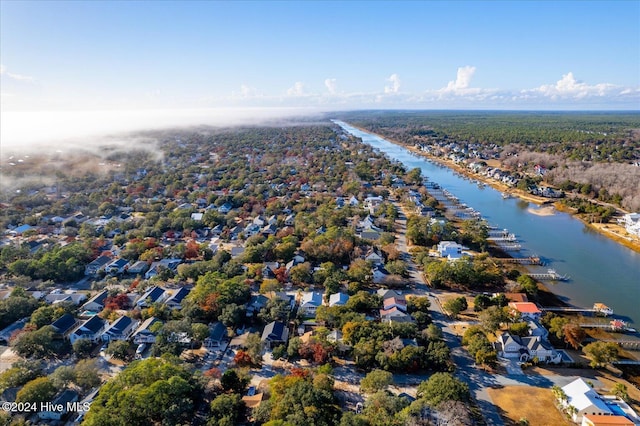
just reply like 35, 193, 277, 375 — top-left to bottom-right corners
1, 107, 323, 153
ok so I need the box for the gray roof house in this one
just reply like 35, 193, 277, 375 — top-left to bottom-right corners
132, 317, 162, 345
81, 290, 109, 313
136, 286, 168, 308
165, 287, 192, 310
204, 322, 228, 348
51, 314, 78, 338
261, 321, 289, 348
102, 315, 139, 342
70, 315, 107, 344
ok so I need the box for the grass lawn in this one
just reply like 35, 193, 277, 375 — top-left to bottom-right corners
487, 386, 572, 426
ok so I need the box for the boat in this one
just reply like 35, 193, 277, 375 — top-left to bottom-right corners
502, 192, 512, 199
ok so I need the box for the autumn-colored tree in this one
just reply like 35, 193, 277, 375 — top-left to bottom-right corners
233, 350, 253, 367
563, 323, 586, 349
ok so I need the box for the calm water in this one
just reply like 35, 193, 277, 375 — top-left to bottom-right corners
336, 121, 640, 325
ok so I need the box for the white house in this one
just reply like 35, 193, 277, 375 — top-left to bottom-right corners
436, 241, 470, 260
38, 390, 78, 421
136, 286, 168, 308
560, 378, 613, 423
329, 292, 349, 307
619, 213, 640, 237
81, 290, 109, 313
299, 291, 323, 316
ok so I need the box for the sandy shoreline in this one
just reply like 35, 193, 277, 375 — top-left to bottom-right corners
348, 124, 640, 254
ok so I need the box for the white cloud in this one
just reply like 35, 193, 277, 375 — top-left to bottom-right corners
441, 66, 477, 93
384, 74, 401, 93
526, 72, 616, 99
287, 81, 306, 97
325, 78, 337, 95
0, 64, 35, 82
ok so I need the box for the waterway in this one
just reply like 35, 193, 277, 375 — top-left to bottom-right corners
335, 120, 640, 325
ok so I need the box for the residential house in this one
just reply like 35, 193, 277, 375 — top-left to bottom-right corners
383, 297, 407, 312
0, 318, 29, 344
136, 286, 168, 308
377, 289, 404, 301
436, 241, 470, 260
50, 314, 78, 339
132, 317, 162, 345
218, 202, 233, 213
145, 258, 181, 280
560, 378, 614, 423
246, 294, 269, 318
364, 249, 384, 265
204, 322, 228, 348
494, 332, 560, 363
380, 307, 413, 323
619, 213, 640, 237
105, 258, 130, 275
284, 214, 295, 227
81, 290, 109, 312
127, 260, 150, 276
102, 315, 139, 342
261, 321, 289, 348
191, 212, 204, 221
85, 255, 112, 276
70, 315, 107, 344
329, 292, 349, 307
38, 390, 78, 421
372, 265, 391, 284
582, 415, 634, 426
508, 302, 542, 321
165, 287, 192, 310
299, 292, 323, 316
45, 290, 87, 306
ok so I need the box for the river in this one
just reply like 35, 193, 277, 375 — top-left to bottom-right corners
335, 120, 640, 325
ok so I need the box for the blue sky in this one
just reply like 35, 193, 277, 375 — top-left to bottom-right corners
1, 0, 639, 114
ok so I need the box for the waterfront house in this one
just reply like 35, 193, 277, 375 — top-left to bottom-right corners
494, 332, 560, 363
436, 241, 470, 260
560, 378, 613, 423
582, 414, 634, 426
508, 302, 542, 321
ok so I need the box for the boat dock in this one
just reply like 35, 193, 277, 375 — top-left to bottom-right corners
541, 303, 614, 316
498, 257, 543, 265
528, 269, 569, 281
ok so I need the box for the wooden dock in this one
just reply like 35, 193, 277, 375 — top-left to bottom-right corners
528, 269, 569, 281
498, 257, 543, 265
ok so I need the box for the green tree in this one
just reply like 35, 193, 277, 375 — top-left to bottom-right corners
106, 340, 130, 360
221, 369, 246, 394
360, 369, 393, 394
209, 394, 245, 426
74, 359, 101, 392
583, 341, 618, 367
416, 372, 470, 408
191, 323, 210, 343
16, 377, 56, 405
49, 365, 75, 389
12, 325, 57, 358
612, 383, 629, 402
443, 297, 467, 318
73, 338, 94, 358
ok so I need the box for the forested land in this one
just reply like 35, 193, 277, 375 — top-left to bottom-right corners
336, 111, 640, 211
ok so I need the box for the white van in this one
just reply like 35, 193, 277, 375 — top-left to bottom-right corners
135, 343, 147, 359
